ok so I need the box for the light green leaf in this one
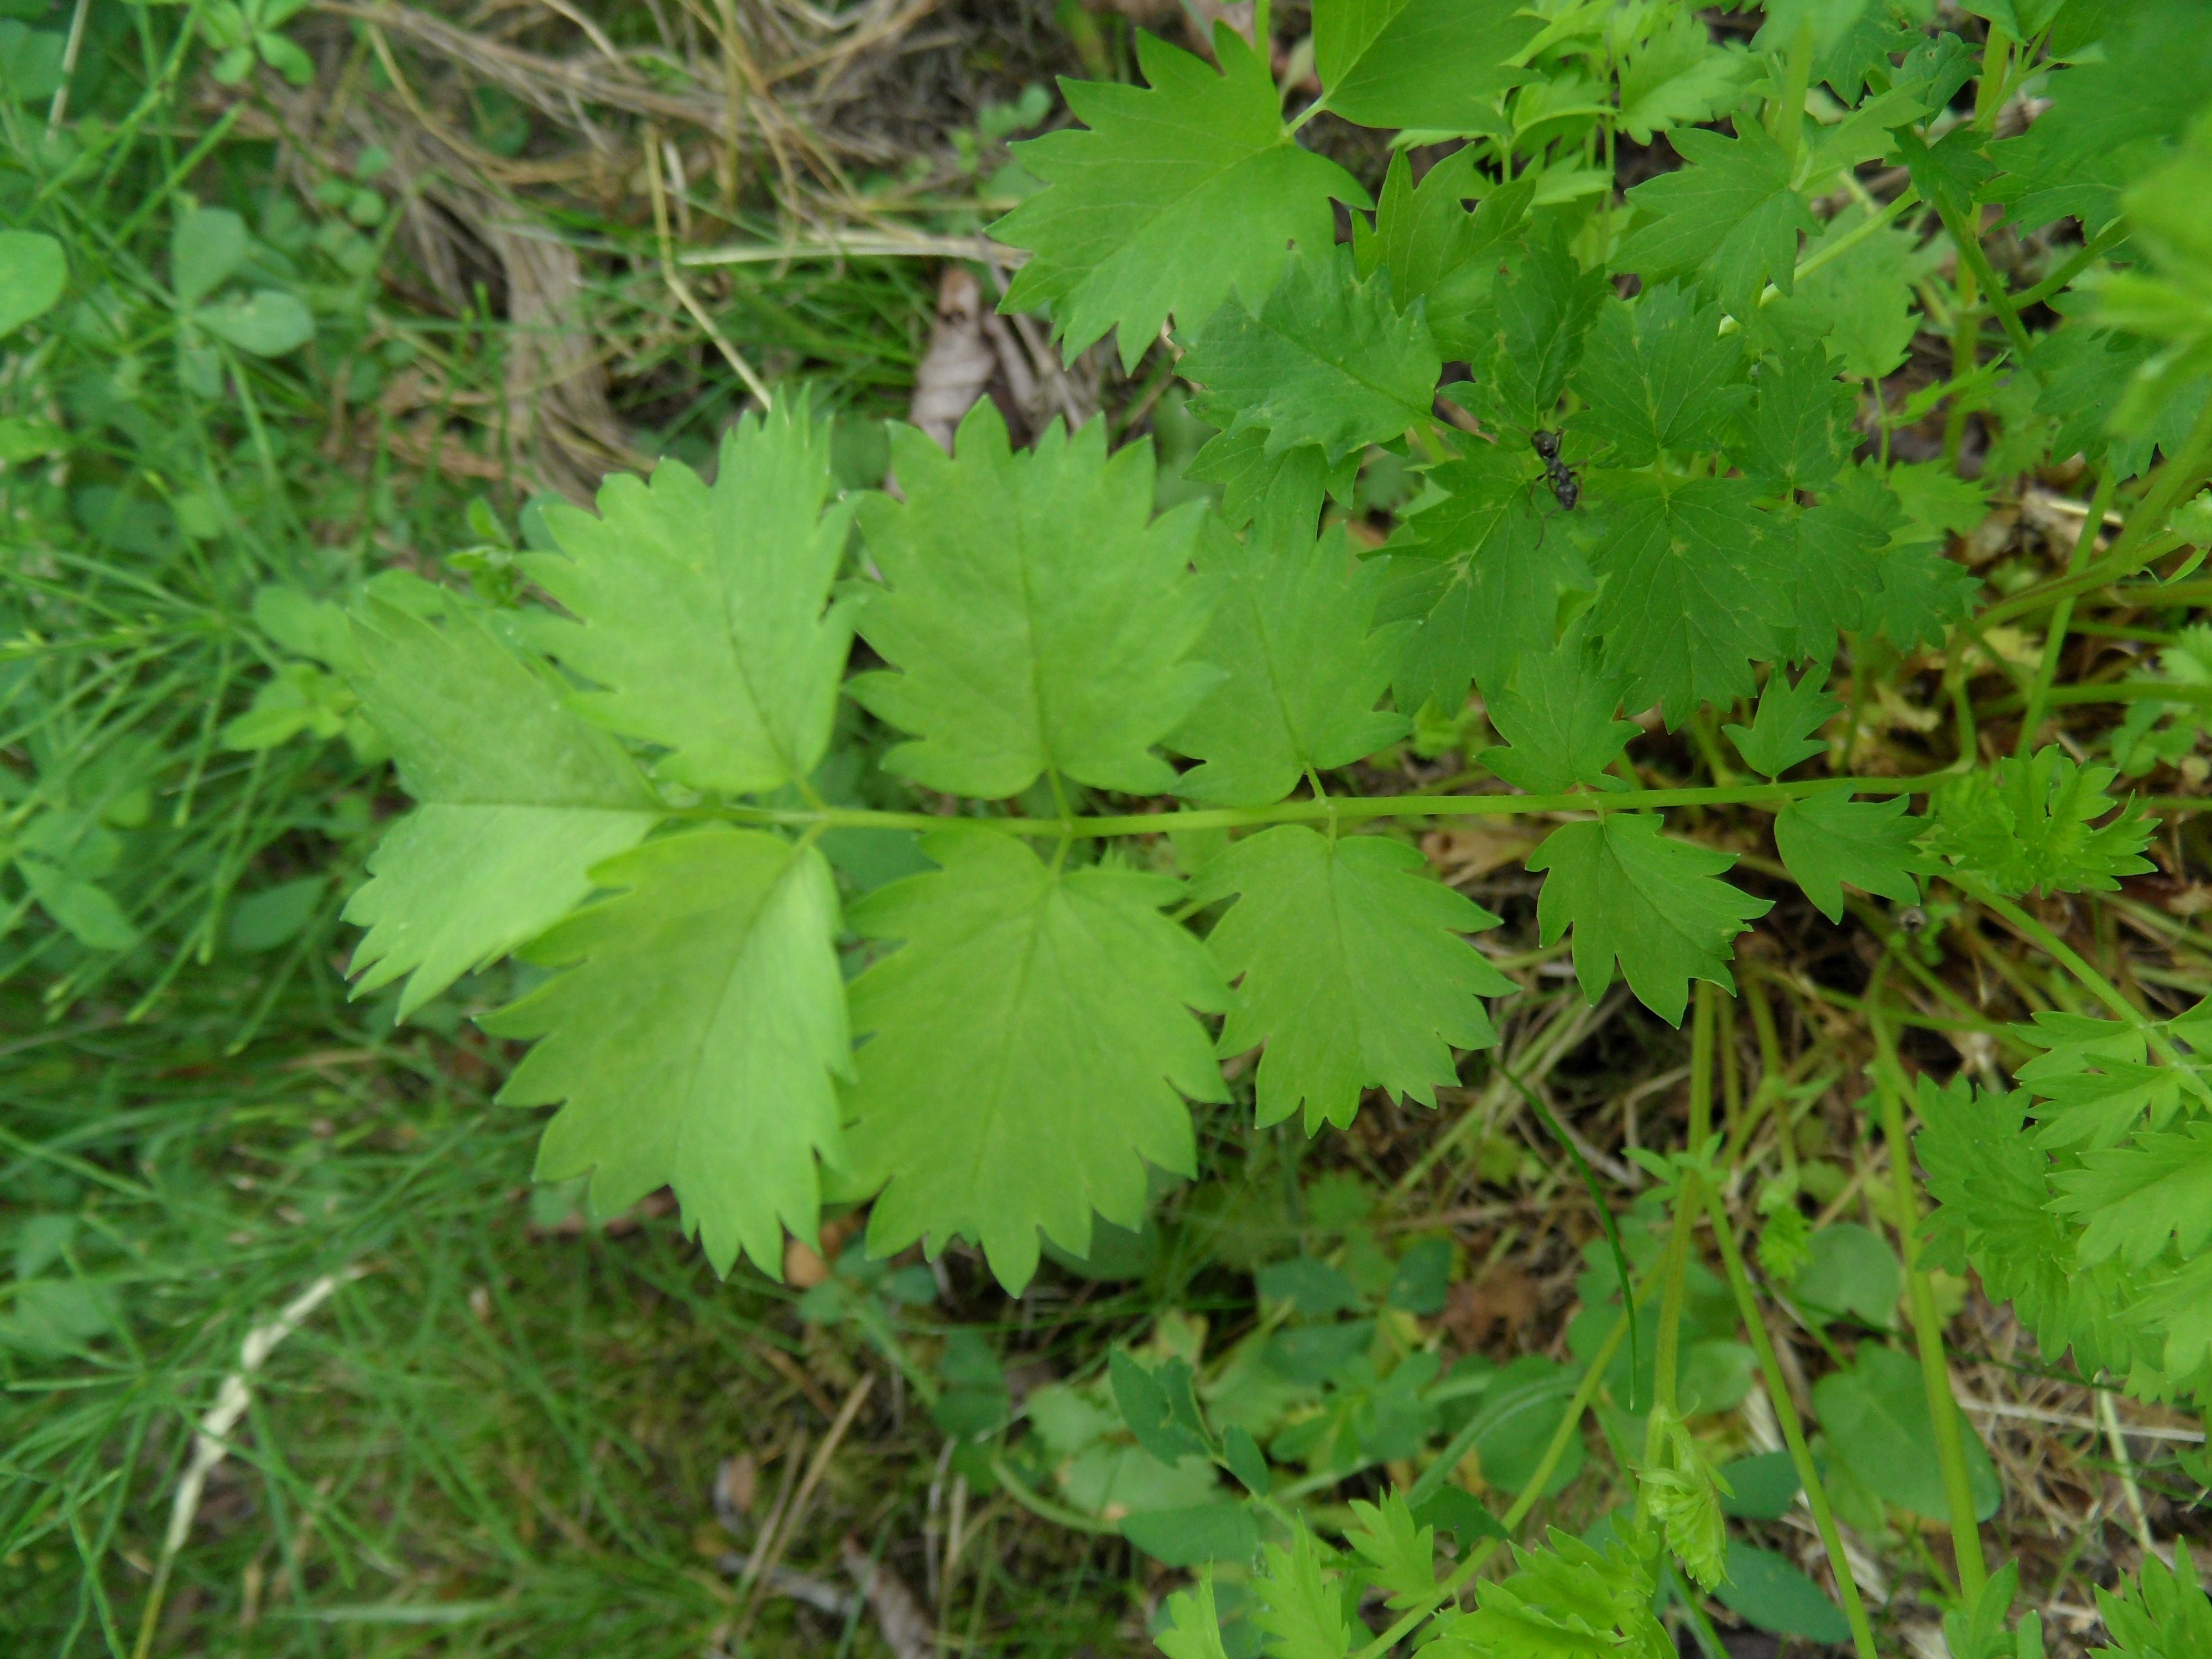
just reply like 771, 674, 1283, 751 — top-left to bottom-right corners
1155, 1577, 1232, 1659
852, 404, 1217, 799
1311, 0, 1536, 133
1477, 619, 1636, 795
342, 601, 662, 1018
1194, 827, 1514, 1132
1814, 1344, 2001, 1522
1252, 1525, 1354, 1659
842, 833, 1229, 1292
1345, 1493, 1437, 1611
526, 399, 852, 795
1617, 122, 1818, 313
1641, 1406, 1731, 1592
1725, 667, 1839, 779
0, 229, 66, 336
1180, 245, 1439, 465
487, 829, 846, 1278
17, 858, 137, 951
1529, 813, 1771, 1022
1774, 792, 1922, 922
1170, 523, 1406, 807
172, 206, 247, 307
995, 27, 1366, 372
195, 289, 315, 355
1788, 1222, 1902, 1329
0, 22, 64, 103
1766, 204, 1928, 382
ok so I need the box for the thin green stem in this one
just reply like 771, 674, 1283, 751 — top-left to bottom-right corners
2017, 466, 2121, 754
1770, 20, 1814, 174
1647, 1171, 1700, 1433
2012, 220, 2126, 312
1935, 199, 2036, 363
687, 774, 1952, 841
1703, 1183, 1879, 1659
1866, 981, 1987, 1601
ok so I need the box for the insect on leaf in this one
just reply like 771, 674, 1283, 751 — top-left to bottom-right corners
842, 833, 1229, 1293
487, 828, 848, 1279
1195, 827, 1515, 1132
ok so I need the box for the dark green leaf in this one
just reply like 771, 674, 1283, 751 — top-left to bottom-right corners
1312, 0, 1536, 132
1717, 1542, 1853, 1644
1815, 1344, 2001, 1522
1724, 668, 1839, 779
1478, 618, 1636, 794
1530, 813, 1771, 1022
1570, 284, 1747, 466
1616, 122, 1817, 312
1775, 791, 1923, 922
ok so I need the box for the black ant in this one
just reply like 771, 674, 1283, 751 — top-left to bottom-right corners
1531, 429, 1579, 511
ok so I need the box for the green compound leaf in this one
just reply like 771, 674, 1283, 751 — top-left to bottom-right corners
1584, 474, 1780, 723
1354, 149, 1531, 359
1764, 203, 1927, 382
487, 830, 847, 1279
994, 27, 1365, 372
342, 600, 661, 1019
1530, 814, 1771, 1023
1478, 618, 1636, 795
1725, 667, 1840, 779
1251, 1525, 1355, 1659
1180, 246, 1439, 465
1616, 121, 1818, 313
524, 400, 853, 796
2052, 1121, 2212, 1272
1926, 747, 2156, 898
843, 833, 1229, 1293
1569, 284, 1749, 467
1171, 523, 1407, 808
852, 405, 1218, 800
1311, 0, 1537, 133
1381, 446, 1589, 713
1194, 827, 1514, 1133
1774, 793, 1923, 923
